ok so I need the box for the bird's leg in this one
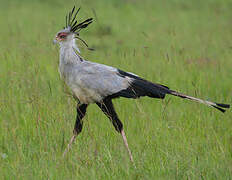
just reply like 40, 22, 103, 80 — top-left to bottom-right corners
63, 104, 88, 157
63, 132, 77, 157
120, 129, 134, 163
97, 99, 135, 164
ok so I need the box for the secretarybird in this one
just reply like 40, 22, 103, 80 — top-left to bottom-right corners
53, 6, 230, 162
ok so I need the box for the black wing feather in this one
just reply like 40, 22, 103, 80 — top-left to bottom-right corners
109, 69, 170, 99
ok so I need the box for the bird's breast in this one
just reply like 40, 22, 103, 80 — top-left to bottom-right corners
62, 73, 101, 104
71, 86, 102, 104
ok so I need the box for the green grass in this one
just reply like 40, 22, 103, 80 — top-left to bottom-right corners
0, 0, 232, 179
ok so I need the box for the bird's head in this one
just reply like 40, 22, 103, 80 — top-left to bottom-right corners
54, 6, 93, 51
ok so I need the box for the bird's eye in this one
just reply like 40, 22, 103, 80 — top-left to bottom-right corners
60, 35, 66, 39
57, 32, 68, 39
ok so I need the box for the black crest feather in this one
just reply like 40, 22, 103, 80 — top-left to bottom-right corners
65, 6, 93, 33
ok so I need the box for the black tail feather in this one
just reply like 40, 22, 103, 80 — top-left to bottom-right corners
212, 105, 226, 113
169, 90, 230, 113
216, 103, 230, 109
113, 69, 230, 113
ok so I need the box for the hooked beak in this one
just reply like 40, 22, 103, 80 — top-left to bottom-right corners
53, 39, 58, 44
53, 36, 58, 44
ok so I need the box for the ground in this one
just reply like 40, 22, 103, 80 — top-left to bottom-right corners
0, 0, 231, 179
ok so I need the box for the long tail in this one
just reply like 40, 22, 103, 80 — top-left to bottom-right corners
114, 69, 230, 113
168, 90, 230, 113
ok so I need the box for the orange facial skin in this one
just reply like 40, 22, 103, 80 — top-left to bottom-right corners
56, 32, 69, 41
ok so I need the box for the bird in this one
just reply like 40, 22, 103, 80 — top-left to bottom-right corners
53, 6, 230, 163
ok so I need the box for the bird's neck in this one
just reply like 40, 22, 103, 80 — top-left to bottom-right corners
59, 39, 82, 65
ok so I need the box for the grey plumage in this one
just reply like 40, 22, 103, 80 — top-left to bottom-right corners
58, 36, 132, 104
54, 6, 230, 162
58, 37, 229, 112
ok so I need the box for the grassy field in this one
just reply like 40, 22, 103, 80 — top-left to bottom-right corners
0, 0, 232, 179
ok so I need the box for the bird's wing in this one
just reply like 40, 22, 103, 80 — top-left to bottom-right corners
69, 60, 170, 101
71, 61, 133, 98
